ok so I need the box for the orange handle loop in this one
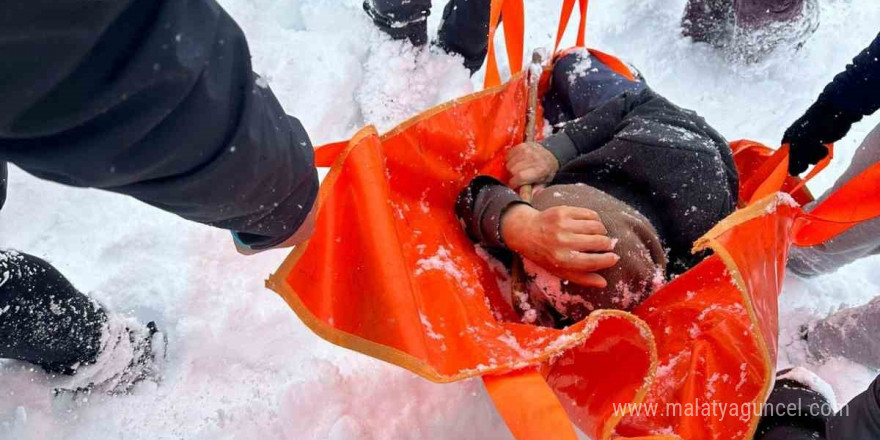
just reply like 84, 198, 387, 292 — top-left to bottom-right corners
553, 0, 589, 55
484, 0, 525, 89
737, 142, 880, 248
793, 160, 880, 246
744, 143, 833, 205
483, 368, 579, 440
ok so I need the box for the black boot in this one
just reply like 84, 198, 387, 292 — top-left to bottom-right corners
363, 0, 429, 47
0, 250, 106, 373
53, 318, 167, 395
436, 0, 492, 73
0, 250, 166, 395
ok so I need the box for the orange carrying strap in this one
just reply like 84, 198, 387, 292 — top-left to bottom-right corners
732, 139, 880, 246
730, 140, 814, 206
794, 160, 880, 246
484, 369, 579, 440
549, 0, 636, 82
484, 0, 525, 88
553, 0, 588, 54
738, 142, 833, 205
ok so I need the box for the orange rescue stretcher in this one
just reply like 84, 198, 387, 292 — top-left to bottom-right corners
268, 0, 880, 438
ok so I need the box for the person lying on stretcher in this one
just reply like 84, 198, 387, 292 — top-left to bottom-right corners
456, 51, 740, 327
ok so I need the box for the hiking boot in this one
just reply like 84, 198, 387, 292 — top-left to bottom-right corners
363, 1, 429, 47
53, 316, 167, 395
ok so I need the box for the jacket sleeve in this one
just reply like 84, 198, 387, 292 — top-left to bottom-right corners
540, 91, 635, 167
819, 31, 880, 118
547, 88, 739, 273
0, 0, 318, 251
455, 176, 526, 250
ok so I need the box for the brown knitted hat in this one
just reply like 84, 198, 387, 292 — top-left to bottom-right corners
526, 184, 668, 324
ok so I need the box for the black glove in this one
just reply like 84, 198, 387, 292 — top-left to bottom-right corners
783, 100, 862, 175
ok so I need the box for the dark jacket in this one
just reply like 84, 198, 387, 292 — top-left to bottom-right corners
0, 0, 317, 250
457, 88, 739, 273
818, 31, 880, 120
783, 31, 880, 174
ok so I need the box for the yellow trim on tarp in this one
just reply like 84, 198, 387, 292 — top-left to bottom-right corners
268, 73, 780, 440
693, 193, 785, 440
267, 75, 657, 384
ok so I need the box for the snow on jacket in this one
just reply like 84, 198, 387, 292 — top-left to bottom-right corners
457, 88, 739, 273
0, 0, 318, 251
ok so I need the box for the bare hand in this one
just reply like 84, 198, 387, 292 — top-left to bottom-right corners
501, 204, 619, 287
506, 142, 560, 188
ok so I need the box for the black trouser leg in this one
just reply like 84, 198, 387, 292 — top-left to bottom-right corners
436, 0, 492, 72
363, 0, 432, 46
827, 375, 880, 440
0, 250, 106, 374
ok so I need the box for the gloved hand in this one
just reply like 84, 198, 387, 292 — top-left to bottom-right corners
783, 100, 861, 175
505, 142, 560, 188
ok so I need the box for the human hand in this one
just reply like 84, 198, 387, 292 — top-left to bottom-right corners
501, 204, 619, 287
506, 142, 560, 188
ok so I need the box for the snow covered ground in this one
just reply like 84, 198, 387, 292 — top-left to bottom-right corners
1, 0, 879, 438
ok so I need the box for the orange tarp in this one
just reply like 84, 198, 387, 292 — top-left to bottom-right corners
268, 1, 880, 438
270, 73, 657, 438
268, 70, 880, 438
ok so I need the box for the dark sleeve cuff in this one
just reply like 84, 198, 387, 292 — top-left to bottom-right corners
539, 89, 652, 166
232, 231, 289, 252
541, 132, 579, 167
455, 176, 527, 249
230, 169, 319, 252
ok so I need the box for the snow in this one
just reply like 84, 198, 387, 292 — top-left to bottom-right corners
522, 257, 597, 316
474, 245, 512, 309
778, 366, 839, 410
2, 0, 880, 438
419, 313, 445, 341
565, 48, 594, 84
